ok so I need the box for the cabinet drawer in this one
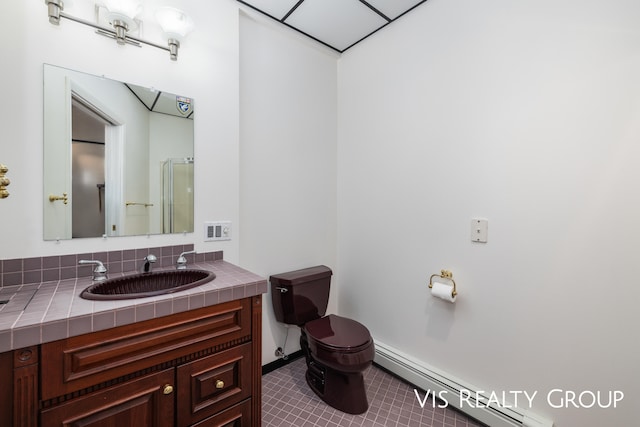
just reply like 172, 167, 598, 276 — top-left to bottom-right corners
177, 343, 252, 427
41, 298, 251, 400
191, 399, 252, 427
40, 368, 175, 427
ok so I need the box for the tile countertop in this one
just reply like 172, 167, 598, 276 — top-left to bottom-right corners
0, 260, 267, 353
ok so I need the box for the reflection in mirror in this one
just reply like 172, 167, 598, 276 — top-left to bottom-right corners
162, 158, 194, 233
71, 96, 109, 238
43, 64, 194, 240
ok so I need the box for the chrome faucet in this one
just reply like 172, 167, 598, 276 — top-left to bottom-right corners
176, 250, 196, 270
141, 254, 157, 273
78, 260, 108, 281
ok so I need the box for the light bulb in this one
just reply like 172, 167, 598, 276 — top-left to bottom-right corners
103, 0, 141, 30
155, 7, 194, 43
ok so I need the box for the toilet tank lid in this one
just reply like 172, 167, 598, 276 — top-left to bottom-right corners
269, 265, 332, 286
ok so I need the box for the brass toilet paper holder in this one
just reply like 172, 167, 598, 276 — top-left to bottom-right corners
428, 269, 458, 298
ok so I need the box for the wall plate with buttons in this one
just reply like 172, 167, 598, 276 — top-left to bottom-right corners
471, 218, 488, 243
204, 221, 232, 241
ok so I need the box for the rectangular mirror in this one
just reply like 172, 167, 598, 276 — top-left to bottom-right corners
43, 64, 194, 240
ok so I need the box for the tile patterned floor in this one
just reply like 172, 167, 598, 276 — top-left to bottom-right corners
262, 357, 486, 427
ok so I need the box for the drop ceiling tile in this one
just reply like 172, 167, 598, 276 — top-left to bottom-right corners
128, 84, 158, 109
154, 92, 194, 118
237, 0, 428, 52
127, 84, 193, 118
285, 0, 388, 51
366, 0, 426, 20
240, 0, 301, 20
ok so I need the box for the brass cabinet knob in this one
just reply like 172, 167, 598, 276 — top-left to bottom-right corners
163, 384, 174, 395
215, 380, 224, 389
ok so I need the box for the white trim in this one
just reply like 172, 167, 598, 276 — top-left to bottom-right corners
373, 340, 554, 427
70, 82, 121, 126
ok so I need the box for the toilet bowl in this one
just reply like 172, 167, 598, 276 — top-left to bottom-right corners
270, 266, 374, 414
304, 314, 374, 373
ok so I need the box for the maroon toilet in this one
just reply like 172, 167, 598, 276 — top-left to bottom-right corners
270, 265, 375, 414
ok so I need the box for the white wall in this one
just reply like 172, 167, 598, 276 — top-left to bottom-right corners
337, 0, 640, 426
238, 12, 338, 365
0, 0, 240, 261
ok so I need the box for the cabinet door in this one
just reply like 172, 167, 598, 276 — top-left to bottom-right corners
40, 369, 175, 427
177, 343, 252, 427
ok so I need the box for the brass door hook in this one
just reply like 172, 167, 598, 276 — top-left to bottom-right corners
49, 193, 68, 204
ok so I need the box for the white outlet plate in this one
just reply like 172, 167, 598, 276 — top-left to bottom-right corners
471, 218, 488, 243
204, 221, 232, 241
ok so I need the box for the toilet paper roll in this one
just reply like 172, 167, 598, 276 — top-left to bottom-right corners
431, 282, 456, 303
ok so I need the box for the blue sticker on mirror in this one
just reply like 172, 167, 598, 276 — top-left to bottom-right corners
177, 96, 192, 115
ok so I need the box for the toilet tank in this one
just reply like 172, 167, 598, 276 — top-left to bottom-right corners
270, 265, 332, 326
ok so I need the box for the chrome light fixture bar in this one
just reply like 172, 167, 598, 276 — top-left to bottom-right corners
45, 0, 193, 61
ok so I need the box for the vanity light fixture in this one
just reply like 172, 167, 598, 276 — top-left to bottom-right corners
155, 7, 195, 61
102, 0, 142, 45
44, 0, 193, 61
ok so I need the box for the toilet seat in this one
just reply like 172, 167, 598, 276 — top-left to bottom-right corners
304, 314, 372, 352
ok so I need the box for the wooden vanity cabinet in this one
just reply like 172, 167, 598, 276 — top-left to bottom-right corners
2, 295, 262, 427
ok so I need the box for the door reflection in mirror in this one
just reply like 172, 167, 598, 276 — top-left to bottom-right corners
71, 96, 110, 238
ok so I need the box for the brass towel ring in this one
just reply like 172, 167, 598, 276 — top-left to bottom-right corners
428, 269, 457, 298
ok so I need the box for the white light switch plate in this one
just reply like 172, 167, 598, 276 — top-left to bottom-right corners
471, 218, 488, 243
204, 221, 232, 241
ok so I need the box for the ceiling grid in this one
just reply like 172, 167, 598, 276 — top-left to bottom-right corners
237, 0, 428, 53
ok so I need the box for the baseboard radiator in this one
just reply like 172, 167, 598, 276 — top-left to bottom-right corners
374, 341, 553, 427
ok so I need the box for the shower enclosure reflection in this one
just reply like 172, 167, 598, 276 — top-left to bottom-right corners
72, 141, 106, 238
162, 158, 194, 234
